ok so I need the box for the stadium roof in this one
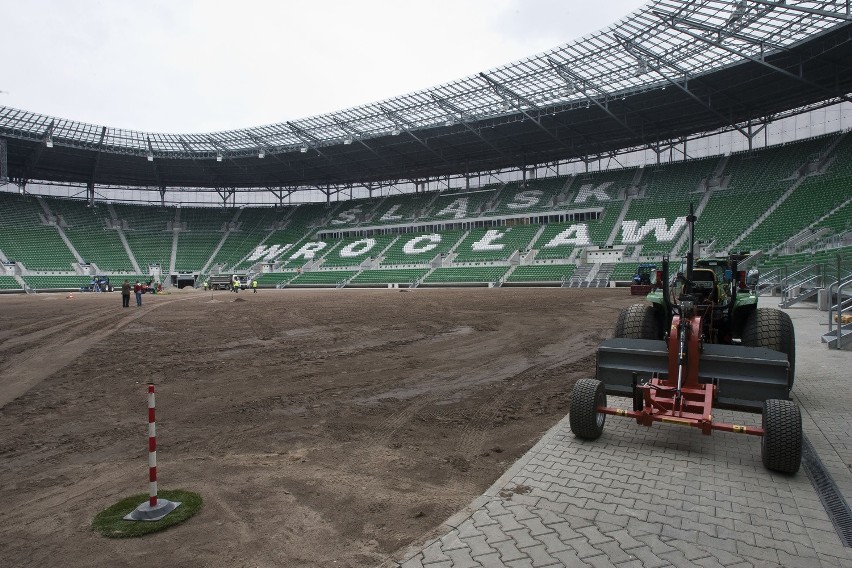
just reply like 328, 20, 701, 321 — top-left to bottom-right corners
2, 0, 852, 193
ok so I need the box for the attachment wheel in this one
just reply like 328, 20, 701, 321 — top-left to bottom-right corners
761, 399, 802, 474
570, 378, 607, 440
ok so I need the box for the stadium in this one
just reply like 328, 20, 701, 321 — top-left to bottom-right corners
1, 1, 851, 567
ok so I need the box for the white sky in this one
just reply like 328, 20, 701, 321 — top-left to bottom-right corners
0, 0, 648, 134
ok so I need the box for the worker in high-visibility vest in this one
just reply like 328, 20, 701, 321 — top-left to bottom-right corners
251, 279, 258, 293
232, 278, 240, 293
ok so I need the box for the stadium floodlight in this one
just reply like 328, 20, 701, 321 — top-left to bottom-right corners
45, 137, 53, 148
391, 128, 401, 136
300, 146, 308, 153
216, 152, 223, 162
343, 137, 353, 145
147, 152, 154, 162
258, 149, 265, 159
445, 117, 455, 127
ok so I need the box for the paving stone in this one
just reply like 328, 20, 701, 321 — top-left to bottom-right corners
584, 554, 619, 568
518, 543, 558, 567
422, 541, 451, 564
400, 553, 425, 568
546, 520, 581, 542
457, 520, 484, 540
533, 532, 570, 554
602, 528, 643, 550
635, 533, 676, 554
493, 512, 525, 532
625, 516, 664, 536
505, 528, 539, 549
564, 536, 605, 559
576, 525, 614, 545
465, 535, 496, 558
776, 550, 822, 568
492, 539, 527, 563
421, 560, 453, 568
594, 541, 633, 564
519, 516, 554, 537
695, 532, 739, 554
551, 550, 592, 567
659, 550, 707, 568
735, 541, 780, 564
660, 525, 699, 543
480, 523, 512, 544
667, 539, 714, 561
472, 509, 498, 528
440, 532, 469, 551
470, 552, 502, 568
444, 547, 481, 568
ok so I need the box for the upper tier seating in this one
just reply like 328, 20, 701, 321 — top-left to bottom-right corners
419, 188, 496, 221
369, 193, 431, 226
695, 136, 832, 252
113, 203, 175, 269
44, 197, 134, 271
486, 178, 568, 217
739, 134, 852, 252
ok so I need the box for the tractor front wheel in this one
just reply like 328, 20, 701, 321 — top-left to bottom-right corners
761, 399, 802, 474
742, 308, 796, 390
570, 378, 606, 440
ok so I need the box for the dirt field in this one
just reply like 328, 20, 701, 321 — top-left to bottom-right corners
0, 287, 637, 568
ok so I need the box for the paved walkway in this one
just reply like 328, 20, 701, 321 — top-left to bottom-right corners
385, 306, 852, 567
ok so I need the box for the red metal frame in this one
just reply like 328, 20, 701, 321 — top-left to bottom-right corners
597, 314, 764, 437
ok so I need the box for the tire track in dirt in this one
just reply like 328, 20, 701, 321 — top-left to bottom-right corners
369, 391, 444, 448
0, 296, 201, 409
0, 306, 116, 352
2, 462, 130, 519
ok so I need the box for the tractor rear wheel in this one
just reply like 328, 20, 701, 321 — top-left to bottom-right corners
742, 308, 796, 389
570, 378, 606, 440
761, 399, 802, 474
614, 304, 660, 339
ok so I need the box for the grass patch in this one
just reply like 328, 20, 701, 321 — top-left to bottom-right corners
92, 489, 202, 538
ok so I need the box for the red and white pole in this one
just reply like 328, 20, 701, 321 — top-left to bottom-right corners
124, 382, 180, 521
147, 383, 158, 507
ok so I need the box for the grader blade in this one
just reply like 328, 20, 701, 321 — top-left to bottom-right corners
596, 338, 790, 411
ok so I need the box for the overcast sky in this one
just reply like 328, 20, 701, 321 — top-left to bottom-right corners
1, 0, 648, 134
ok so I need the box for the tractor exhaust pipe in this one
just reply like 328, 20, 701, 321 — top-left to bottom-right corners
661, 255, 673, 331
685, 203, 697, 285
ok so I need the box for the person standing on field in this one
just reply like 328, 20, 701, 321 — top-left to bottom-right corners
134, 280, 143, 306
251, 279, 257, 293
121, 279, 131, 308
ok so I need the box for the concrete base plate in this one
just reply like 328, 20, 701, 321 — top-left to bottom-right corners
123, 499, 181, 522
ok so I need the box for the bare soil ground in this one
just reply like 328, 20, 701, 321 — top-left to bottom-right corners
0, 287, 636, 568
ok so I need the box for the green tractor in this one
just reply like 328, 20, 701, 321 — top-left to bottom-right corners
610, 206, 796, 404
577, 205, 801, 473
